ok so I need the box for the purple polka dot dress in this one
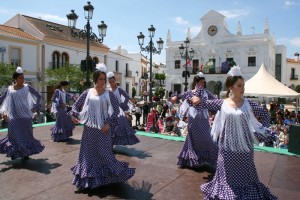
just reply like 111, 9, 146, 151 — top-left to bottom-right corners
200, 98, 277, 199
177, 89, 218, 168
50, 89, 75, 142
0, 84, 44, 159
69, 89, 135, 189
110, 87, 140, 146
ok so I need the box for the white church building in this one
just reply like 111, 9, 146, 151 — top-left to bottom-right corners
165, 10, 286, 95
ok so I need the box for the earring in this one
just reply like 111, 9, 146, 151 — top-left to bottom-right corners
229, 90, 234, 98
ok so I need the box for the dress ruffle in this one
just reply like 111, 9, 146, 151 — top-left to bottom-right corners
0, 136, 44, 159
201, 180, 277, 200
71, 161, 135, 189
111, 116, 140, 146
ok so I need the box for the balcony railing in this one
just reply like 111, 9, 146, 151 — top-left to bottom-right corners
187, 67, 230, 74
290, 75, 298, 80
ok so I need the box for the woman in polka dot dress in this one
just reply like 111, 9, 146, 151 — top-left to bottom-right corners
69, 64, 135, 190
194, 66, 277, 199
0, 67, 44, 160
172, 72, 218, 169
107, 71, 140, 146
50, 81, 75, 142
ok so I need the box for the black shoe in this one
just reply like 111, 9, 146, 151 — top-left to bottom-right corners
11, 156, 16, 160
21, 156, 30, 161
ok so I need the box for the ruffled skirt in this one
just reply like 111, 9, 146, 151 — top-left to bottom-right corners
0, 118, 44, 159
111, 116, 140, 146
51, 109, 74, 142
71, 125, 135, 189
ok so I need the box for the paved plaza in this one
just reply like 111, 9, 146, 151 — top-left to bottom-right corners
0, 125, 300, 200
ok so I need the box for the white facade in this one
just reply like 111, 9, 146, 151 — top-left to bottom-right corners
165, 10, 286, 95
286, 53, 300, 89
0, 28, 40, 88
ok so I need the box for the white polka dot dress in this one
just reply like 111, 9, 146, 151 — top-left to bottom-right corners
111, 87, 140, 146
0, 85, 44, 159
200, 99, 277, 199
69, 89, 135, 189
50, 89, 75, 142
177, 89, 218, 168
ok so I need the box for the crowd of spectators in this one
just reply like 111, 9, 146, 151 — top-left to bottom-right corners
128, 99, 300, 150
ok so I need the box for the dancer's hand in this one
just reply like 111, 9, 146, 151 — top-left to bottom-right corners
71, 117, 80, 124
101, 124, 110, 134
2, 113, 8, 121
171, 96, 177, 104
191, 96, 201, 106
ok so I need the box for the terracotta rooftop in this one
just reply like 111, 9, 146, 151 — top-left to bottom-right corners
22, 15, 107, 49
287, 58, 300, 64
0, 25, 38, 41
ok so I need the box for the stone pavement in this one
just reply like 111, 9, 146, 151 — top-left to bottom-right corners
0, 125, 300, 200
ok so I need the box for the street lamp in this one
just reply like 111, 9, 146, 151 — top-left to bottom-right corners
66, 1, 107, 88
137, 25, 164, 103
179, 38, 194, 92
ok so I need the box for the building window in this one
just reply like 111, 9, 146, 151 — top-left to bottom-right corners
126, 83, 129, 94
275, 54, 282, 81
290, 68, 298, 80
11, 47, 21, 67
52, 51, 60, 69
115, 60, 119, 72
248, 56, 256, 67
104, 55, 107, 65
125, 63, 129, 77
175, 60, 181, 69
62, 52, 69, 66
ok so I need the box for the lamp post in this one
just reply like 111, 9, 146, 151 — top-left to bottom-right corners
137, 25, 164, 103
66, 1, 107, 88
179, 38, 194, 92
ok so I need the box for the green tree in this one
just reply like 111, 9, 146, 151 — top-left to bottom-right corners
295, 85, 300, 93
0, 63, 16, 88
155, 86, 165, 99
45, 64, 86, 92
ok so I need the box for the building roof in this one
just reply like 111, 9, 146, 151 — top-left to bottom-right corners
287, 58, 300, 64
22, 15, 107, 49
0, 25, 38, 41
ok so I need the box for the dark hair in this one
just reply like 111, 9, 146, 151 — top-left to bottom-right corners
93, 70, 107, 84
55, 81, 69, 89
12, 71, 23, 81
191, 75, 205, 89
225, 76, 244, 98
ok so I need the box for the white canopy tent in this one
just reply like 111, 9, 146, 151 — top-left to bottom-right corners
244, 63, 300, 110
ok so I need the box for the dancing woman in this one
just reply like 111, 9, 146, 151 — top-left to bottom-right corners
50, 81, 75, 142
172, 72, 218, 168
0, 67, 44, 160
107, 71, 140, 146
69, 64, 135, 190
197, 66, 277, 199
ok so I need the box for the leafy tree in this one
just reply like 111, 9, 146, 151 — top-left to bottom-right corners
295, 85, 300, 93
0, 63, 16, 88
155, 86, 165, 99
45, 64, 86, 92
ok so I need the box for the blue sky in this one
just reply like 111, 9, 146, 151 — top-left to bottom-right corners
0, 0, 299, 64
